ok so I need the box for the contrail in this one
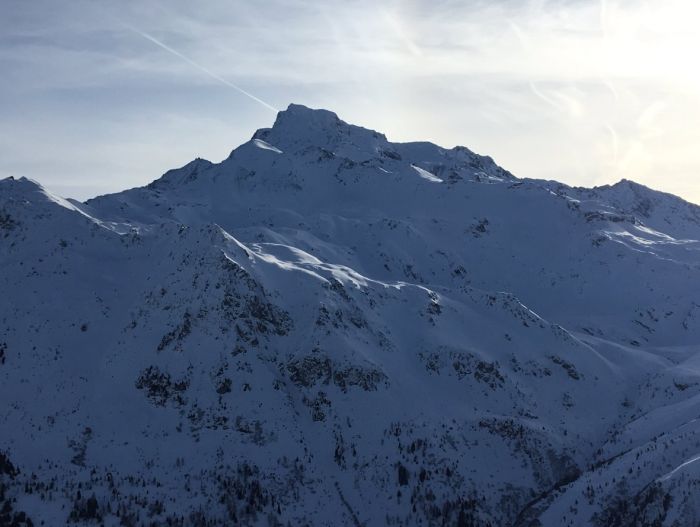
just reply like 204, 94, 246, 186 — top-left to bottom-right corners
127, 25, 278, 112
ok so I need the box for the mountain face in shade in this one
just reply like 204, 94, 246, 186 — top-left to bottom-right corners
1, 104, 700, 526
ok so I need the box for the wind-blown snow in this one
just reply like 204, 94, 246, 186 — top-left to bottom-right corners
252, 138, 283, 154
411, 164, 443, 183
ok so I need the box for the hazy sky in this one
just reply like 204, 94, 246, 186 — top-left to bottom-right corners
1, 0, 699, 203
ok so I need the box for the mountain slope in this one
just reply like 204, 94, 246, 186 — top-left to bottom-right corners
1, 105, 699, 526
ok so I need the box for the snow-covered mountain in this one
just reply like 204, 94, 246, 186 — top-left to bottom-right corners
1, 104, 700, 526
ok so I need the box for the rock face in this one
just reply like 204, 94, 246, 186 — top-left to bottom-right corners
1, 104, 700, 526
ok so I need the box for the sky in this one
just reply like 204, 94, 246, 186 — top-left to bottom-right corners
1, 0, 699, 203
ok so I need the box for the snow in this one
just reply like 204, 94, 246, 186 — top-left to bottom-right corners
1, 104, 700, 526
659, 453, 700, 482
411, 164, 443, 183
252, 138, 283, 154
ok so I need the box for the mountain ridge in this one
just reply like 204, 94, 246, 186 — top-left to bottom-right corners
1, 104, 700, 526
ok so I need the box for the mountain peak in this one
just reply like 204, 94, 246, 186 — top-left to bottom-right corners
1, 175, 43, 191
277, 103, 341, 126
251, 103, 388, 156
0, 176, 57, 204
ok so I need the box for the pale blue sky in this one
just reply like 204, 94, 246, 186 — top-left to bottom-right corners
1, 0, 698, 203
